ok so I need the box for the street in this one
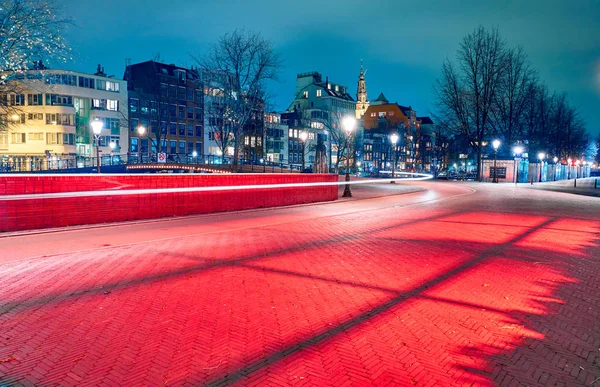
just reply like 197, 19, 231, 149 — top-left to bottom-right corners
0, 181, 599, 386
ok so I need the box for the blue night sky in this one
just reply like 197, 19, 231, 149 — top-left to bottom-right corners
59, 0, 600, 136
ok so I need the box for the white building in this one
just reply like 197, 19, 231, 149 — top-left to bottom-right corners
0, 66, 128, 170
283, 72, 356, 169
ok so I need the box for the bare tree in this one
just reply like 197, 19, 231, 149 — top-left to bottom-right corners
489, 46, 535, 146
0, 0, 71, 132
433, 26, 507, 181
193, 29, 281, 171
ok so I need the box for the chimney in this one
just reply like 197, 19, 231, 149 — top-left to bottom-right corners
95, 64, 106, 77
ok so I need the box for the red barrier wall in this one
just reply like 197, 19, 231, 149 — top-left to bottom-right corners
0, 174, 338, 232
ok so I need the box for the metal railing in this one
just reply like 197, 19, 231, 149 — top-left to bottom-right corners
0, 153, 307, 173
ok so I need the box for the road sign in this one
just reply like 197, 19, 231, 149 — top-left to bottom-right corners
157, 152, 167, 163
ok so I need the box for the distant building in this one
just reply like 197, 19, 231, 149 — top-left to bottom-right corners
123, 60, 204, 160
0, 65, 128, 170
264, 112, 288, 163
284, 71, 355, 169
362, 93, 434, 172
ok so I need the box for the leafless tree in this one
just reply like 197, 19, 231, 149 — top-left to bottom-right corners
433, 26, 507, 181
489, 46, 536, 146
193, 29, 282, 171
0, 0, 71, 133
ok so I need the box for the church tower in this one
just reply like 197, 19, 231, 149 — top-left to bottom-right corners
355, 59, 369, 119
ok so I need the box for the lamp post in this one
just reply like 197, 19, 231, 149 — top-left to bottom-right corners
492, 139, 500, 183
537, 152, 545, 182
553, 156, 558, 181
567, 158, 572, 179
137, 126, 146, 163
513, 146, 523, 184
90, 119, 104, 173
109, 141, 116, 165
342, 116, 356, 198
461, 162, 466, 180
299, 131, 308, 172
192, 150, 198, 165
575, 160, 581, 179
390, 133, 399, 183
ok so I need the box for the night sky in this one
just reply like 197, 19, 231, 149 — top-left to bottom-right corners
59, 0, 599, 136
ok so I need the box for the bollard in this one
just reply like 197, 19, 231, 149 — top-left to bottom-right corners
595, 179, 598, 189
574, 179, 576, 188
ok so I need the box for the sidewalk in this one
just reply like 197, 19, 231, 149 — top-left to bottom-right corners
521, 177, 600, 198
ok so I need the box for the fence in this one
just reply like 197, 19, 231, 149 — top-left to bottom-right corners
0, 153, 306, 173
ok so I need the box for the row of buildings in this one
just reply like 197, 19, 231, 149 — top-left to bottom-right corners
0, 60, 445, 173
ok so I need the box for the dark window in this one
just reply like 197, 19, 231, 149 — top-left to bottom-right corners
178, 123, 185, 136
187, 124, 193, 136
187, 88, 194, 101
187, 106, 194, 119
129, 99, 139, 113
178, 105, 185, 119
195, 125, 202, 137
169, 122, 176, 135
130, 119, 139, 131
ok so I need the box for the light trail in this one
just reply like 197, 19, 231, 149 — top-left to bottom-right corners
0, 173, 433, 201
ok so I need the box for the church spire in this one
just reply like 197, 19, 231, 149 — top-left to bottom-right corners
356, 59, 369, 118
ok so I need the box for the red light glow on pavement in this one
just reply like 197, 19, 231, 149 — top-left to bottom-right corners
0, 182, 598, 386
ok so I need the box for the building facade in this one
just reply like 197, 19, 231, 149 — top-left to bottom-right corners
362, 93, 426, 172
0, 66, 128, 170
284, 71, 355, 170
124, 61, 204, 161
264, 112, 288, 163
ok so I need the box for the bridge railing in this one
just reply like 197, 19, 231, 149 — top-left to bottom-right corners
0, 153, 307, 173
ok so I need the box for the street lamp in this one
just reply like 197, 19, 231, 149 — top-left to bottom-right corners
513, 145, 523, 184
390, 133, 399, 183
575, 159, 581, 179
567, 158, 572, 179
90, 119, 104, 173
342, 116, 356, 198
137, 126, 146, 163
109, 141, 116, 165
299, 131, 308, 172
537, 152, 545, 182
492, 139, 500, 183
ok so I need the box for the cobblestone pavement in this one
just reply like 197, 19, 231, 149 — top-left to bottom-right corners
0, 181, 599, 386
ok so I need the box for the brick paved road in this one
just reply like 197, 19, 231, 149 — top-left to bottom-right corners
0, 181, 599, 386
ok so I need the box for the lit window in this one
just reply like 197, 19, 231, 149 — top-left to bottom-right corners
316, 89, 322, 97
303, 91, 308, 98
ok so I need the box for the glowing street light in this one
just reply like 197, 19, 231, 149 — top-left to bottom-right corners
342, 116, 356, 198
390, 133, 399, 183
90, 119, 104, 173
492, 139, 500, 183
